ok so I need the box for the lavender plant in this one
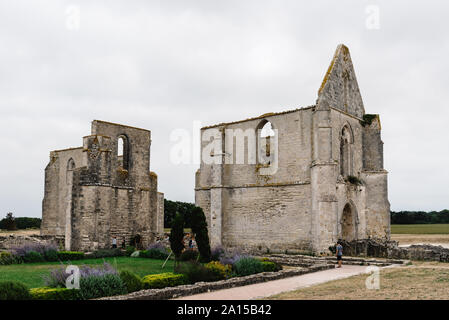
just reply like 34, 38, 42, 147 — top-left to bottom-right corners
13, 243, 58, 257
43, 262, 118, 288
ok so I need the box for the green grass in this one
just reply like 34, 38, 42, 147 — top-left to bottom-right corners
0, 257, 174, 289
391, 224, 449, 234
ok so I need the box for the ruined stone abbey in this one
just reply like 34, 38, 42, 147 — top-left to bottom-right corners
195, 45, 390, 254
40, 45, 389, 255
41, 120, 164, 251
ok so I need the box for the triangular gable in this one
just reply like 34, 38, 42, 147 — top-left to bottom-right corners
317, 44, 365, 118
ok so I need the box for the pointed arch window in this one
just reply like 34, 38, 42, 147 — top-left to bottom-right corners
66, 158, 75, 185
340, 125, 353, 177
117, 135, 130, 170
257, 120, 275, 165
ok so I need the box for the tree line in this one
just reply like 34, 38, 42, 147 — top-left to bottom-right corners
390, 210, 449, 224
2, 206, 449, 231
0, 213, 42, 230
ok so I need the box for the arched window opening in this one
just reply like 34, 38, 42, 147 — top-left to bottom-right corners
66, 158, 75, 185
118, 137, 124, 157
257, 120, 275, 165
341, 202, 358, 241
340, 125, 353, 177
117, 135, 129, 170
67, 158, 75, 171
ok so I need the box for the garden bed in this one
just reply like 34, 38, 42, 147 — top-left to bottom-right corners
99, 264, 333, 300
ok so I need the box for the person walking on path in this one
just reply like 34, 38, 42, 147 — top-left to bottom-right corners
336, 242, 343, 268
112, 236, 117, 249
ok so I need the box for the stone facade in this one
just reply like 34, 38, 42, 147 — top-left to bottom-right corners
41, 120, 164, 251
195, 45, 390, 254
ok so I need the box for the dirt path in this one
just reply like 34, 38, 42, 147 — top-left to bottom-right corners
175, 265, 384, 300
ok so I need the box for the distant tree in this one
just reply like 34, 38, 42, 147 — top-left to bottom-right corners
1, 212, 17, 231
169, 212, 185, 266
190, 206, 211, 263
15, 217, 41, 229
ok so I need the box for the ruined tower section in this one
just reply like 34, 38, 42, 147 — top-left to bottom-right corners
42, 120, 164, 251
314, 44, 390, 251
361, 115, 390, 239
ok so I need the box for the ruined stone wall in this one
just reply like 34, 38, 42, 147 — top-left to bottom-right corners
41, 147, 83, 237
195, 45, 390, 254
91, 120, 151, 188
196, 109, 314, 251
222, 185, 312, 252
42, 120, 164, 252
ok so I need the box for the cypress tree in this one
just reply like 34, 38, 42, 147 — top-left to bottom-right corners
191, 206, 211, 262
169, 212, 185, 265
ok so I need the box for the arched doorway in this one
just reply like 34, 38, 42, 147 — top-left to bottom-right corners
341, 203, 358, 241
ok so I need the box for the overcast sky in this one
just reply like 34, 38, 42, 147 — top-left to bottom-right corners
0, 0, 448, 218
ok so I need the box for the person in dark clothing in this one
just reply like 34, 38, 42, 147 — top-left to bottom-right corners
336, 242, 343, 268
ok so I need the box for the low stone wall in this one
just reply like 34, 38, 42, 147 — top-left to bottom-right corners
0, 234, 62, 250
262, 254, 405, 267
99, 264, 333, 300
333, 239, 449, 262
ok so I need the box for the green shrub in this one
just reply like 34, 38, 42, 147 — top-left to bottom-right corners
79, 274, 127, 300
141, 272, 188, 289
0, 281, 32, 300
176, 261, 219, 283
233, 257, 264, 276
140, 248, 169, 260
119, 270, 143, 293
261, 261, 282, 272
23, 251, 45, 263
0, 251, 21, 265
92, 248, 124, 259
179, 249, 199, 262
125, 246, 136, 257
204, 261, 232, 280
30, 287, 81, 300
44, 249, 59, 262
57, 251, 85, 261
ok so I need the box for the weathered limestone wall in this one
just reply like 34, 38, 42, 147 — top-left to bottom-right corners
196, 109, 315, 252
41, 147, 83, 238
222, 184, 312, 252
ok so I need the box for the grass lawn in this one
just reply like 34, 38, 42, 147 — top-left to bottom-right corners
0, 257, 175, 289
268, 262, 449, 300
391, 224, 449, 234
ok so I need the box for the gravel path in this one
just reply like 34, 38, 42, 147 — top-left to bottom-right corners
175, 265, 379, 300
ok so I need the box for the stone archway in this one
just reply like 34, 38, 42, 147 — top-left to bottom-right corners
341, 202, 358, 241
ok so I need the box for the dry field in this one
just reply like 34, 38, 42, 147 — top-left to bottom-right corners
391, 233, 449, 245
0, 229, 40, 236
268, 262, 449, 300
